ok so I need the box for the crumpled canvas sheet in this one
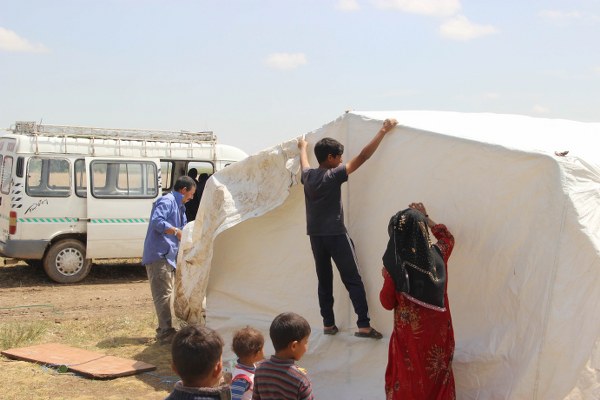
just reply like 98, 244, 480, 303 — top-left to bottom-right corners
176, 111, 600, 400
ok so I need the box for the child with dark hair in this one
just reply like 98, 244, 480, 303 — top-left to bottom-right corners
166, 325, 231, 400
298, 118, 397, 339
252, 312, 313, 400
230, 326, 265, 400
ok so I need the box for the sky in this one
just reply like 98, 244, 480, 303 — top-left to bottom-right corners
1, 0, 599, 155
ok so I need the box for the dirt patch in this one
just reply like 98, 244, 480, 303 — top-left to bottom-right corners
0, 259, 176, 399
0, 260, 150, 322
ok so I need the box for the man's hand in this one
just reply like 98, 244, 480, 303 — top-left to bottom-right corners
166, 226, 182, 241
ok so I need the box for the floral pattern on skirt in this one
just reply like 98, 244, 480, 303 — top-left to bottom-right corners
381, 224, 456, 400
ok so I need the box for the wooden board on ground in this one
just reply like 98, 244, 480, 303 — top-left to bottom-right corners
1, 342, 156, 379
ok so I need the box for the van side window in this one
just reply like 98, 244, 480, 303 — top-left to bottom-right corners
16, 157, 24, 178
0, 155, 4, 191
74, 159, 87, 197
0, 155, 8, 195
91, 161, 157, 198
187, 161, 214, 176
26, 158, 71, 197
161, 161, 173, 190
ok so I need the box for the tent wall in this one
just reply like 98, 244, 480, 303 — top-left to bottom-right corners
177, 112, 600, 399
543, 160, 600, 399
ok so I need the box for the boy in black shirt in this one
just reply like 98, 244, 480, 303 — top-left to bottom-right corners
298, 118, 397, 338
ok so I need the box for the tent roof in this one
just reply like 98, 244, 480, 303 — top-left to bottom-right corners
351, 110, 600, 162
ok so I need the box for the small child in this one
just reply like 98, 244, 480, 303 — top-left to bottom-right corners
230, 326, 265, 400
252, 312, 313, 400
166, 325, 231, 400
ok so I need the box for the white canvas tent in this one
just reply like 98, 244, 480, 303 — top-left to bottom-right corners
175, 111, 600, 399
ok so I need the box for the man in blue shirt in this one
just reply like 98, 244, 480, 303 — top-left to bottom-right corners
142, 175, 196, 344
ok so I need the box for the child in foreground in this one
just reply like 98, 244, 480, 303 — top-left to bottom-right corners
166, 325, 231, 400
230, 326, 265, 400
252, 312, 314, 400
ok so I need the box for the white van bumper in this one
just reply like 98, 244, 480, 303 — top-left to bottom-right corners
0, 239, 49, 259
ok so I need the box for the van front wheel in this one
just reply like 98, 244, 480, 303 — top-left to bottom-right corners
43, 239, 92, 283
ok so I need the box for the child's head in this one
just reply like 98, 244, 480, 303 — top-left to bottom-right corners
270, 312, 311, 361
314, 137, 344, 164
171, 325, 224, 387
232, 326, 265, 364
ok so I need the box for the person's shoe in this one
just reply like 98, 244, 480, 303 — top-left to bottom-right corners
354, 327, 383, 340
156, 328, 177, 345
323, 325, 339, 335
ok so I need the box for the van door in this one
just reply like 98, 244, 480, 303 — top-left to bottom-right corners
85, 157, 160, 258
0, 138, 17, 244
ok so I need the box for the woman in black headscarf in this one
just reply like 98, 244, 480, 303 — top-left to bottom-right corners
380, 202, 455, 400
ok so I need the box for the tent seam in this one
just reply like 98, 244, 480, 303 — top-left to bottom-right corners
532, 159, 568, 400
344, 113, 355, 329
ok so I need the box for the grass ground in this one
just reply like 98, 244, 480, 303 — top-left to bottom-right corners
0, 261, 177, 400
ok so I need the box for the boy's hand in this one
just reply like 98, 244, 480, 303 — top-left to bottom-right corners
346, 118, 397, 175
298, 137, 310, 170
381, 119, 398, 134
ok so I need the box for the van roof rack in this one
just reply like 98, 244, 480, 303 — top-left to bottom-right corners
11, 121, 216, 144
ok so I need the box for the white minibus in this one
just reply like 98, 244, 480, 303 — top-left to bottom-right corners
0, 121, 247, 283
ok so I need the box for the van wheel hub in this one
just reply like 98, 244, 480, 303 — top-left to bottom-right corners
55, 248, 84, 275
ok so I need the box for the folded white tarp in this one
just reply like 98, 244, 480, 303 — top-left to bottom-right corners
175, 111, 600, 400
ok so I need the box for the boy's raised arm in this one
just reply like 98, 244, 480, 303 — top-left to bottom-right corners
346, 118, 397, 175
298, 137, 310, 170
